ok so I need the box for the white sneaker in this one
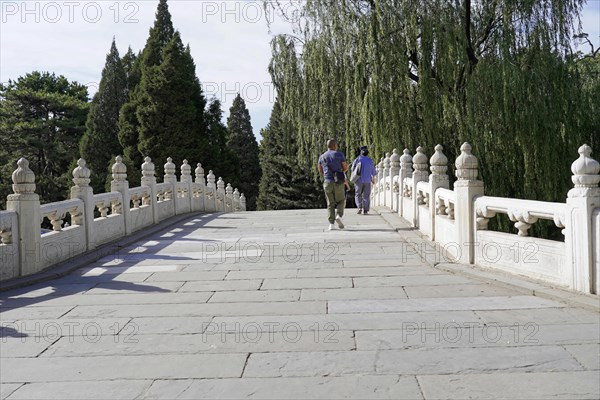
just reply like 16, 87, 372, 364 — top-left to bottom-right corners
336, 216, 345, 229
328, 223, 335, 231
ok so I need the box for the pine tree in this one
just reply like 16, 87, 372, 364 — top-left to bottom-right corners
227, 94, 261, 210
137, 31, 205, 174
79, 38, 128, 193
204, 98, 240, 186
118, 0, 175, 182
0, 72, 88, 206
257, 99, 324, 210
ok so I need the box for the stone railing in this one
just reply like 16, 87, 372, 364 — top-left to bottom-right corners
372, 143, 600, 295
0, 156, 246, 281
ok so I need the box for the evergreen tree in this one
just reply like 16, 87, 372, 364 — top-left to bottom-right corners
0, 72, 88, 207
227, 94, 261, 210
118, 0, 175, 183
204, 98, 240, 186
137, 31, 205, 174
257, 99, 324, 210
79, 38, 128, 193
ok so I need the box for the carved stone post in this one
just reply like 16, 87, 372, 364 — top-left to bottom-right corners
111, 156, 131, 235
70, 159, 95, 250
383, 152, 391, 207
240, 193, 247, 211
164, 157, 177, 215
376, 157, 384, 206
180, 160, 193, 212
216, 177, 226, 212
399, 149, 413, 218
454, 143, 484, 264
225, 183, 234, 212
6, 158, 40, 276
428, 145, 450, 241
141, 157, 159, 224
390, 149, 401, 212
233, 188, 241, 211
565, 144, 600, 293
205, 170, 216, 212
411, 146, 429, 227
194, 163, 206, 212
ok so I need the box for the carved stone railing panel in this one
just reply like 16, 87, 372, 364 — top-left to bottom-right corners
474, 196, 566, 237
40, 199, 85, 232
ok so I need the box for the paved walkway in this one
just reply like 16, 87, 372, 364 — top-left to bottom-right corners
1, 209, 599, 399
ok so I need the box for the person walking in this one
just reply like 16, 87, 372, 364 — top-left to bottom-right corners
317, 139, 348, 230
352, 146, 377, 215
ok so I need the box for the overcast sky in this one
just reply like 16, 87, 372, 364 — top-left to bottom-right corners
1, 0, 599, 141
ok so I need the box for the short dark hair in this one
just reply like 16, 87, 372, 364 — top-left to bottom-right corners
360, 146, 369, 156
327, 139, 337, 149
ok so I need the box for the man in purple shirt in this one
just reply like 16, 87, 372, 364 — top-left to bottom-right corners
317, 139, 348, 230
352, 146, 377, 214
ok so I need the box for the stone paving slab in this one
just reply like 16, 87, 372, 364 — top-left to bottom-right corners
354, 323, 600, 349
1, 292, 213, 308
211, 310, 483, 332
62, 301, 327, 318
1, 209, 598, 399
179, 279, 262, 292
208, 289, 300, 303
328, 296, 566, 314
243, 346, 583, 377
0, 354, 248, 382
40, 330, 355, 357
0, 383, 22, 400
300, 287, 408, 301
417, 371, 600, 399
144, 375, 423, 399
1, 317, 131, 338
4, 380, 151, 400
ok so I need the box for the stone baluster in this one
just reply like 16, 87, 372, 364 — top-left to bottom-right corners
110, 156, 131, 235
376, 157, 384, 206
383, 152, 391, 207
141, 157, 159, 224
240, 193, 247, 211
70, 158, 95, 250
181, 159, 193, 211
428, 145, 450, 241
454, 143, 484, 264
163, 157, 177, 215
233, 188, 241, 211
205, 170, 216, 212
225, 183, 234, 212
399, 149, 413, 217
194, 163, 206, 212
216, 177, 226, 212
389, 149, 401, 212
411, 146, 428, 227
6, 158, 38, 275
565, 144, 600, 293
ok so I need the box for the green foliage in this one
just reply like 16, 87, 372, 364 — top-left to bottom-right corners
257, 99, 324, 210
118, 0, 176, 184
137, 32, 206, 176
227, 94, 261, 210
0, 72, 88, 207
204, 98, 240, 186
267, 0, 599, 236
79, 38, 128, 193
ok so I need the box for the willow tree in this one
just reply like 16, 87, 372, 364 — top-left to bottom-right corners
267, 0, 598, 236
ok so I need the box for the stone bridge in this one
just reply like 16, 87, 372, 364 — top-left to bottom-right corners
0, 144, 599, 399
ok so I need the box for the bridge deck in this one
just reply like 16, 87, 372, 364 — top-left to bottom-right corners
1, 209, 598, 399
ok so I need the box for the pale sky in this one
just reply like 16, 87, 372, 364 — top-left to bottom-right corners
1, 0, 599, 140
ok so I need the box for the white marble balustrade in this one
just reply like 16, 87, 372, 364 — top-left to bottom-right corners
0, 155, 246, 281
372, 143, 600, 295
